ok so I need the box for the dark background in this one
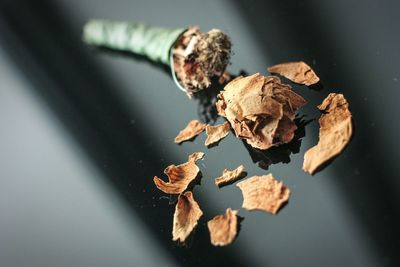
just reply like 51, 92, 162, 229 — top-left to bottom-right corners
0, 0, 399, 266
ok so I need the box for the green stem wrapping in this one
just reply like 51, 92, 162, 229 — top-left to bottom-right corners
83, 20, 185, 65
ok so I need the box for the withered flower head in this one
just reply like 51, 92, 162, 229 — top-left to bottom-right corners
173, 27, 232, 96
216, 73, 306, 150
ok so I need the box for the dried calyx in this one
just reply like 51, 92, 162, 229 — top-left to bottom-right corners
172, 26, 232, 96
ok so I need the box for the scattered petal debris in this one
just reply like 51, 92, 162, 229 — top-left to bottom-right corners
175, 120, 206, 143
303, 93, 353, 174
207, 208, 239, 246
216, 73, 306, 150
172, 191, 203, 242
236, 174, 290, 214
153, 152, 204, 194
215, 165, 246, 187
267, 61, 320, 86
205, 121, 231, 146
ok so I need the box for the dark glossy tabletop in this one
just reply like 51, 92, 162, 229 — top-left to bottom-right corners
0, 0, 399, 266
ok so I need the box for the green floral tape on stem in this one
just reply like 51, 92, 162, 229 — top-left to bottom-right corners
83, 20, 186, 65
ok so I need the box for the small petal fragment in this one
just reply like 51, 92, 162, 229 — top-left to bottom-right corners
215, 165, 246, 187
303, 93, 353, 174
172, 191, 203, 242
236, 174, 290, 214
175, 120, 206, 143
207, 208, 239, 246
153, 152, 204, 194
205, 121, 231, 146
267, 61, 320, 86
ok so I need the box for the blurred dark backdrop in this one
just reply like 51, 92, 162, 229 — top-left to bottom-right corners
0, 0, 399, 266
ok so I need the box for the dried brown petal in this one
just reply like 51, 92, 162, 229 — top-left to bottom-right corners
236, 174, 290, 214
188, 151, 205, 162
205, 121, 230, 146
216, 73, 306, 150
172, 191, 203, 242
215, 165, 246, 187
153, 152, 204, 194
174, 120, 206, 144
207, 208, 239, 246
303, 93, 353, 174
267, 61, 320, 86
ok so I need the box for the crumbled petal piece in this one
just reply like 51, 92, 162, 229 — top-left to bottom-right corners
216, 73, 306, 150
267, 61, 320, 86
153, 152, 204, 194
236, 174, 290, 214
188, 151, 205, 162
205, 121, 231, 146
303, 93, 353, 174
174, 120, 206, 143
215, 165, 245, 187
172, 191, 203, 242
207, 208, 239, 246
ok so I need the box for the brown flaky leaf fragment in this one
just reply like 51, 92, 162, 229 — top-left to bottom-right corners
172, 191, 203, 242
215, 165, 246, 187
267, 61, 320, 86
204, 121, 230, 146
153, 152, 204, 194
236, 174, 290, 214
174, 120, 206, 143
207, 208, 239, 246
303, 93, 353, 174
216, 73, 306, 150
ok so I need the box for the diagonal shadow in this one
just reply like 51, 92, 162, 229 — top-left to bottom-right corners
0, 1, 250, 266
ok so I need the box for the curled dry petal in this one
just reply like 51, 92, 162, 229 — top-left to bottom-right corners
174, 120, 206, 143
188, 151, 205, 162
205, 121, 231, 146
153, 152, 204, 194
236, 174, 290, 214
216, 73, 306, 150
172, 191, 203, 242
207, 208, 239, 246
215, 165, 246, 187
303, 93, 353, 174
267, 61, 320, 86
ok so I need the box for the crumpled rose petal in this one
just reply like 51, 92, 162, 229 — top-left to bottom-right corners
204, 121, 230, 146
172, 191, 203, 242
303, 93, 353, 174
215, 165, 246, 187
236, 174, 290, 214
153, 152, 204, 194
216, 73, 306, 150
267, 61, 320, 86
207, 208, 239, 246
174, 120, 206, 144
